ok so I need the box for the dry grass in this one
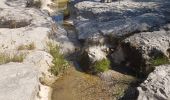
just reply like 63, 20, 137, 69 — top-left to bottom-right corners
0, 53, 25, 65
17, 43, 35, 50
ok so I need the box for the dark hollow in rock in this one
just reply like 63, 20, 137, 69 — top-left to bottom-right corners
77, 51, 91, 72
120, 42, 170, 77
121, 43, 148, 77
0, 19, 31, 28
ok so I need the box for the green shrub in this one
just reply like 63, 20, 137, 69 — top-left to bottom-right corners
150, 56, 170, 66
0, 54, 10, 65
0, 53, 25, 65
47, 42, 69, 76
91, 59, 111, 73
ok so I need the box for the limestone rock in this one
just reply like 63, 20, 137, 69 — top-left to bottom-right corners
0, 7, 53, 52
74, 0, 170, 44
87, 46, 107, 62
78, 45, 108, 72
36, 84, 52, 100
24, 51, 56, 86
121, 30, 170, 74
0, 63, 39, 100
137, 65, 170, 100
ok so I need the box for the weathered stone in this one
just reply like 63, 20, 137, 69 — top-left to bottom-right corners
74, 0, 170, 44
78, 45, 108, 73
24, 51, 56, 86
137, 65, 170, 100
0, 63, 39, 100
0, 0, 63, 100
121, 30, 170, 74
87, 46, 107, 62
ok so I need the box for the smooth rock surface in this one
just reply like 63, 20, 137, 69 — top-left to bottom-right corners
0, 63, 39, 100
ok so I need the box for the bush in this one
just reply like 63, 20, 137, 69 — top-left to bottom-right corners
91, 59, 111, 74
47, 42, 69, 76
150, 56, 170, 66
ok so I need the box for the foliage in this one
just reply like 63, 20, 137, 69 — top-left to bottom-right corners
47, 42, 69, 76
91, 59, 111, 73
0, 53, 25, 65
150, 56, 170, 66
17, 43, 35, 50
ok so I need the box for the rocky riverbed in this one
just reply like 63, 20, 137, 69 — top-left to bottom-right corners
0, 0, 170, 100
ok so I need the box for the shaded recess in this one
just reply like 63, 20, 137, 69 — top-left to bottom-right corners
121, 42, 147, 77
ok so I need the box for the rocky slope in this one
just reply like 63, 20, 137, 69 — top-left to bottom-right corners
1, 0, 170, 100
72, 0, 170, 99
0, 0, 70, 100
73, 0, 170, 74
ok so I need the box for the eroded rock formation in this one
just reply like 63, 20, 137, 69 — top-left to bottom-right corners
0, 0, 67, 100
137, 65, 170, 100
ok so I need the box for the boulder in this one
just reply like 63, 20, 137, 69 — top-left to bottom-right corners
74, 0, 170, 44
0, 63, 39, 100
78, 45, 108, 72
121, 30, 170, 74
87, 46, 107, 62
24, 51, 56, 86
137, 65, 170, 100
0, 7, 53, 52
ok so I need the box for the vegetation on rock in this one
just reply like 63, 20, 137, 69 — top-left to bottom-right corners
47, 42, 69, 76
150, 56, 170, 66
91, 59, 111, 73
0, 53, 25, 65
78, 51, 111, 74
17, 43, 35, 50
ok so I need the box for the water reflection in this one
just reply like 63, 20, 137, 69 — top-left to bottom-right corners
51, 0, 70, 24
